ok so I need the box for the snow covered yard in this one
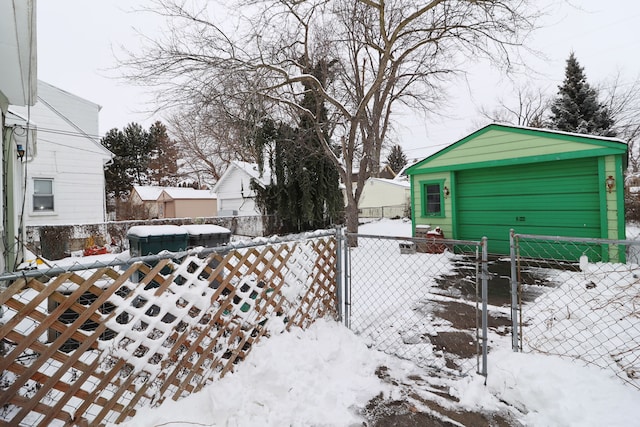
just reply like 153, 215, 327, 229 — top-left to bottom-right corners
111, 219, 640, 427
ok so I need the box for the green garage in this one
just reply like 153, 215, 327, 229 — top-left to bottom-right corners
406, 124, 627, 261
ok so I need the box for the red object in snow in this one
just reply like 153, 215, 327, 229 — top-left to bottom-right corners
425, 227, 446, 254
83, 246, 109, 256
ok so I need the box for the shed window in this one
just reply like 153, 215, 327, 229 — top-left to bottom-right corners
33, 178, 54, 212
421, 182, 444, 217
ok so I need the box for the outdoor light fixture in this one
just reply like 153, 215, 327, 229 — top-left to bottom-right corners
605, 175, 615, 193
443, 186, 450, 197
16, 144, 25, 160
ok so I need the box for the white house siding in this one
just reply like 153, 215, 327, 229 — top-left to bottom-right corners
10, 81, 113, 226
0, 0, 37, 110
358, 178, 410, 218
37, 82, 100, 136
213, 164, 263, 216
1, 0, 37, 272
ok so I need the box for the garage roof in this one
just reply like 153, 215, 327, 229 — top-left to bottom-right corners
407, 123, 628, 175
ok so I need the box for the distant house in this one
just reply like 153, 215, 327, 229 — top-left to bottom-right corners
8, 81, 114, 227
130, 185, 217, 219
407, 123, 628, 261
212, 161, 271, 216
358, 178, 410, 218
1, 0, 37, 271
342, 164, 398, 209
350, 164, 397, 183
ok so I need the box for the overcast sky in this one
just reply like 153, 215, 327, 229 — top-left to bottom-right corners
37, 1, 640, 160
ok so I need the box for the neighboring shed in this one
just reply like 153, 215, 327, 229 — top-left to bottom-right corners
406, 124, 628, 261
358, 178, 410, 218
130, 186, 164, 218
158, 187, 217, 218
130, 185, 217, 219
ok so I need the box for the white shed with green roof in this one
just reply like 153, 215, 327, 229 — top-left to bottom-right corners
406, 124, 628, 261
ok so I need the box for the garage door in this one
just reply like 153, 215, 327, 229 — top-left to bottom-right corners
456, 157, 601, 258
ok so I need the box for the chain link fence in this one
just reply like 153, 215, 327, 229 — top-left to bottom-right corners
511, 232, 640, 390
344, 233, 488, 377
358, 205, 409, 219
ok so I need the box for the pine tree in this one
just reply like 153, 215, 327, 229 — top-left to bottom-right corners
147, 121, 180, 186
102, 122, 181, 199
122, 123, 152, 185
102, 128, 130, 199
549, 53, 616, 137
386, 144, 408, 174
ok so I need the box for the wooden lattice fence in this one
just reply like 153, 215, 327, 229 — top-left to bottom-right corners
0, 233, 338, 426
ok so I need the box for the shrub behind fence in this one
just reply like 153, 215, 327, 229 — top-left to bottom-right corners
0, 233, 337, 426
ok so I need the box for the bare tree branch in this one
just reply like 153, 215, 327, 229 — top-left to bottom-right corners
118, 0, 543, 235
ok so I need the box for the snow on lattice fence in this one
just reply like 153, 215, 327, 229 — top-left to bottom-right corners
0, 232, 337, 426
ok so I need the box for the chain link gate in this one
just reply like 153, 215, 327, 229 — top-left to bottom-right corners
510, 230, 640, 390
340, 232, 488, 378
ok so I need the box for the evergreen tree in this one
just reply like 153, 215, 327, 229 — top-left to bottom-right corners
102, 121, 181, 199
123, 123, 152, 185
549, 53, 616, 137
147, 121, 180, 186
252, 60, 344, 234
102, 128, 130, 199
386, 144, 408, 174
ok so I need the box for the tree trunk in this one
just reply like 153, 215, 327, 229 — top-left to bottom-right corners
345, 196, 359, 247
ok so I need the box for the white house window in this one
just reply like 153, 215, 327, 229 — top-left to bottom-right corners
33, 178, 54, 211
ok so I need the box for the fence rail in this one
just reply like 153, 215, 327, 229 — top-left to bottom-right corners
511, 231, 640, 390
0, 232, 338, 426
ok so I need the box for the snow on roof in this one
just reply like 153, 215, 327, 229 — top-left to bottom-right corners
181, 224, 231, 235
233, 160, 272, 186
489, 122, 628, 144
369, 177, 410, 188
133, 186, 164, 201
134, 186, 216, 201
393, 161, 418, 180
162, 187, 216, 200
127, 224, 187, 237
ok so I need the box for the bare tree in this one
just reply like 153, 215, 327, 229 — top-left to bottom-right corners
601, 74, 640, 174
120, 0, 541, 237
479, 83, 549, 127
480, 72, 640, 172
167, 106, 259, 188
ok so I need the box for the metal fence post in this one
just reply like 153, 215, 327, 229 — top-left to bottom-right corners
480, 237, 489, 379
509, 229, 519, 351
335, 227, 344, 323
344, 232, 351, 329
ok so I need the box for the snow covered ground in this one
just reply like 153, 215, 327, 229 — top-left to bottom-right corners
98, 219, 640, 426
